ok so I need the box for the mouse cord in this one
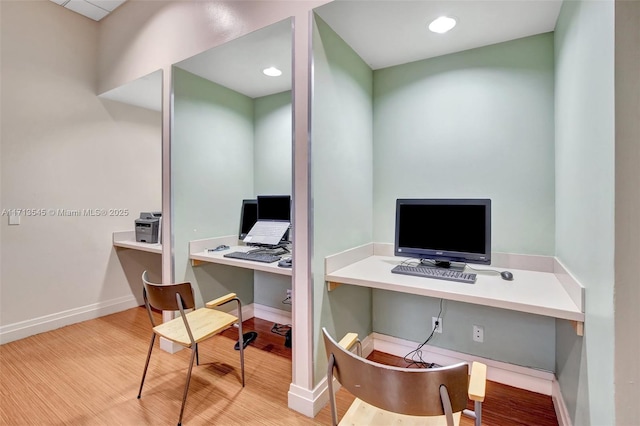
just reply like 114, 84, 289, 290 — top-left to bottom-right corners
464, 265, 503, 275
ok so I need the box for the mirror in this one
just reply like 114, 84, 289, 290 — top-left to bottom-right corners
99, 69, 163, 300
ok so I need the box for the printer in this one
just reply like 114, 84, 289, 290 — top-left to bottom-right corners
135, 212, 161, 243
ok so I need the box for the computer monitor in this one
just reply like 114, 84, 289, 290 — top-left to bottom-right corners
257, 195, 291, 221
257, 195, 291, 243
394, 198, 491, 269
238, 199, 258, 240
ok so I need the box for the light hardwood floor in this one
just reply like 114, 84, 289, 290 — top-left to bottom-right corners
0, 307, 557, 425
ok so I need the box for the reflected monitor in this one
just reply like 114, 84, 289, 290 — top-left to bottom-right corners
394, 198, 491, 269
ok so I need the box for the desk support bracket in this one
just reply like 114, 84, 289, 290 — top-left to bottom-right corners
571, 321, 584, 336
192, 259, 204, 267
327, 281, 342, 291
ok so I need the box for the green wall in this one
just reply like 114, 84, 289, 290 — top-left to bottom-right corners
554, 0, 615, 424
311, 15, 374, 383
172, 67, 256, 306
173, 67, 293, 311
372, 34, 557, 370
253, 91, 293, 311
311, 26, 558, 375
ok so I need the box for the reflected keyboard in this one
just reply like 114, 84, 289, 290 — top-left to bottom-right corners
391, 264, 477, 284
223, 251, 282, 263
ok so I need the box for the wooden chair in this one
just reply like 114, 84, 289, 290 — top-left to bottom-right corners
137, 271, 245, 426
322, 327, 486, 426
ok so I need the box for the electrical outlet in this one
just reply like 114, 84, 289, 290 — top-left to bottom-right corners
286, 289, 292, 298
473, 325, 484, 343
432, 317, 443, 334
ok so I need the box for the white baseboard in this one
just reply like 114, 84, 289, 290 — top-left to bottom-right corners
252, 303, 292, 325
288, 376, 331, 417
0, 295, 139, 344
552, 379, 573, 426
372, 332, 555, 395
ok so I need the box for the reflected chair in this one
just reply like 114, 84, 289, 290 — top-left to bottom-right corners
137, 271, 245, 426
322, 327, 486, 426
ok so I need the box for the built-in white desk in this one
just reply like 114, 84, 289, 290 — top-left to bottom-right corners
325, 243, 585, 335
189, 235, 292, 276
112, 230, 162, 254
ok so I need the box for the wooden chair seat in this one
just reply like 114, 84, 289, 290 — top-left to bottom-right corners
153, 308, 238, 347
341, 398, 462, 426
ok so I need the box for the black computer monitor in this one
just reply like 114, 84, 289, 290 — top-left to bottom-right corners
394, 198, 491, 268
257, 195, 291, 221
239, 199, 258, 240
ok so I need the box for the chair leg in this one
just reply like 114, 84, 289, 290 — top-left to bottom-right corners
138, 333, 156, 398
177, 347, 198, 426
195, 343, 199, 366
236, 300, 245, 387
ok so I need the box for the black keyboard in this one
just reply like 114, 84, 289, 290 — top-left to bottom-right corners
391, 264, 477, 284
223, 251, 282, 263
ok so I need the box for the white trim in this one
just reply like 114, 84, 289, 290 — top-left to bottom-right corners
0, 295, 139, 344
553, 258, 585, 312
253, 303, 292, 325
372, 332, 555, 395
325, 243, 373, 274
229, 303, 255, 322
288, 376, 332, 417
552, 379, 573, 426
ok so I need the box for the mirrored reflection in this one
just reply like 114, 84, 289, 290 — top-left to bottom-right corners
100, 69, 163, 301
99, 69, 162, 112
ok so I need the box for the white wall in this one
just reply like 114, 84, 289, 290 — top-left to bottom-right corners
0, 1, 161, 342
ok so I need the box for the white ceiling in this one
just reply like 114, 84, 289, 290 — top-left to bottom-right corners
314, 0, 563, 70
96, 1, 563, 110
49, 0, 126, 21
175, 19, 293, 99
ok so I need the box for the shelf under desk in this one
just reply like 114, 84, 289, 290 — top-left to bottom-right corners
325, 243, 585, 335
189, 236, 292, 277
112, 231, 161, 254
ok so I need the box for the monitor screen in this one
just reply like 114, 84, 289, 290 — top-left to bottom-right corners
239, 199, 258, 239
257, 195, 291, 222
394, 199, 491, 266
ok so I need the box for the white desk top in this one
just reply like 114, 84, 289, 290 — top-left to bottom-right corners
112, 231, 161, 254
189, 238, 292, 277
326, 253, 584, 323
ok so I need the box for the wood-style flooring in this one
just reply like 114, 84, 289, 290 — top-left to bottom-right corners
0, 307, 558, 425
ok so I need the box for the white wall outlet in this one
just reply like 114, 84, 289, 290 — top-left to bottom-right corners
432, 317, 443, 333
473, 325, 484, 343
286, 289, 292, 298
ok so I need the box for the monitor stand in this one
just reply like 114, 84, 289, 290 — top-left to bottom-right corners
420, 259, 466, 272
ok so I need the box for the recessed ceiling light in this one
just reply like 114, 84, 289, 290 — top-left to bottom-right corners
262, 67, 282, 77
429, 16, 456, 34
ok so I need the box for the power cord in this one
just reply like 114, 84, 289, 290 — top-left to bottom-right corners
403, 298, 444, 368
271, 323, 291, 336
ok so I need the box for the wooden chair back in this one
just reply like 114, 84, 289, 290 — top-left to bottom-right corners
322, 327, 469, 417
141, 271, 195, 311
